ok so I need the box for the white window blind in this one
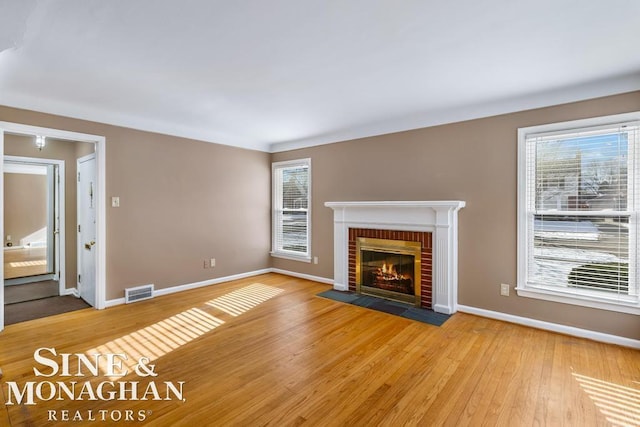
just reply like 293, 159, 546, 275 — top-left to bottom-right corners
518, 116, 640, 312
272, 159, 311, 260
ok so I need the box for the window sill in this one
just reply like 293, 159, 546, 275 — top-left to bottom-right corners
516, 286, 640, 315
270, 252, 312, 263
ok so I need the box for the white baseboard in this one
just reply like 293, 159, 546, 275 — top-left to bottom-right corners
433, 304, 454, 315
269, 268, 333, 285
105, 297, 125, 308
99, 270, 638, 349
104, 268, 272, 308
61, 287, 79, 298
154, 268, 272, 298
457, 304, 640, 349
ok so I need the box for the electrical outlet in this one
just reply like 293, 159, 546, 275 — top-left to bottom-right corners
203, 260, 208, 269
313, 256, 318, 264
111, 196, 120, 207
500, 283, 510, 296
210, 258, 216, 268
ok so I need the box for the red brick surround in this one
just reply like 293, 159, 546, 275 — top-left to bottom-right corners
348, 228, 433, 308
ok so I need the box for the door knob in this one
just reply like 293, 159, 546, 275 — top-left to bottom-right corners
84, 240, 96, 250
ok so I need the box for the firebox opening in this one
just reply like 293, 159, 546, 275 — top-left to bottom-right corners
356, 237, 421, 305
361, 251, 415, 294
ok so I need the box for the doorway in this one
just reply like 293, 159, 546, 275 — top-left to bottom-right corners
4, 157, 64, 283
0, 123, 106, 332
3, 157, 65, 310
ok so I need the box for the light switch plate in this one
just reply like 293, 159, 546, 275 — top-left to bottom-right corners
111, 196, 120, 207
500, 283, 510, 296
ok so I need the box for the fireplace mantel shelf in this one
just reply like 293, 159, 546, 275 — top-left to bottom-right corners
325, 200, 465, 314
324, 201, 465, 209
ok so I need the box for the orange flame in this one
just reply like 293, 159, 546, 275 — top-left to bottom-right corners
381, 262, 396, 275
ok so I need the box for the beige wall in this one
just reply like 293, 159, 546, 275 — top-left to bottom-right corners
272, 91, 640, 340
1, 91, 638, 340
4, 136, 92, 288
4, 172, 47, 246
0, 106, 272, 300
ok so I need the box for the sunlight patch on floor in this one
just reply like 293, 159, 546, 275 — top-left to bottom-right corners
86, 307, 224, 380
85, 283, 284, 379
206, 283, 284, 316
573, 372, 640, 426
9, 260, 47, 267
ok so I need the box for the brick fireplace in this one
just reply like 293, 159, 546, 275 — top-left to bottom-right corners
349, 228, 432, 307
325, 201, 465, 314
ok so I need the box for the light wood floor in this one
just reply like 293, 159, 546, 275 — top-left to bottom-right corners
0, 273, 638, 426
4, 247, 49, 279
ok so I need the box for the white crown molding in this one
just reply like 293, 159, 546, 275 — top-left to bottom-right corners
0, 90, 269, 152
2, 74, 639, 154
270, 73, 640, 153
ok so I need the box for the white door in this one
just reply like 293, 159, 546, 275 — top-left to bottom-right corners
78, 154, 96, 306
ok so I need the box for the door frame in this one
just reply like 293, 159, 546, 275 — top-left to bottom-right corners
3, 156, 65, 294
0, 122, 107, 332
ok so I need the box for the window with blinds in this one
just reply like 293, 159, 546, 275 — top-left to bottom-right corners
272, 159, 311, 261
517, 114, 639, 313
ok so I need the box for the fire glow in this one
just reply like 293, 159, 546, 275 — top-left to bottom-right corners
377, 262, 408, 281
372, 259, 414, 295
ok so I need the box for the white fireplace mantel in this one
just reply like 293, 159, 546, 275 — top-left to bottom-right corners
324, 201, 465, 314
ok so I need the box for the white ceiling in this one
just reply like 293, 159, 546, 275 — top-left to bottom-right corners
1, 1, 639, 152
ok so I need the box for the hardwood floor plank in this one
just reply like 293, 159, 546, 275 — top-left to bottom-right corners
1, 273, 638, 426
430, 321, 509, 425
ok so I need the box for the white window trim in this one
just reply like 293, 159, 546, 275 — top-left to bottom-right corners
517, 112, 640, 315
271, 158, 311, 262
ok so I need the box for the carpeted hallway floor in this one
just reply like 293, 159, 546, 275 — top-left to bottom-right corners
4, 280, 91, 325
4, 295, 91, 325
4, 280, 59, 304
